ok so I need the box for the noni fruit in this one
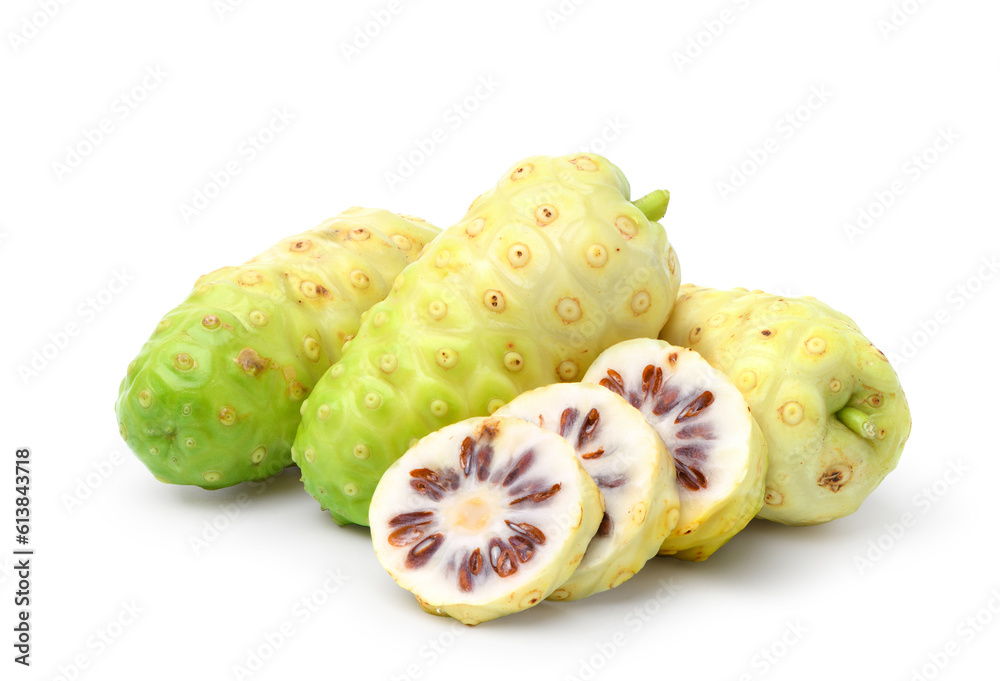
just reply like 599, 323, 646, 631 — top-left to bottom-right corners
293, 153, 682, 526
660, 285, 911, 525
116, 208, 439, 489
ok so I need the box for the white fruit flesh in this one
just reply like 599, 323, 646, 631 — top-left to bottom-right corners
494, 383, 680, 600
369, 416, 604, 625
582, 338, 767, 561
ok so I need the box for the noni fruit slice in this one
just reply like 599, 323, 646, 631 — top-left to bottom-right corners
294, 153, 681, 526
660, 284, 912, 525
583, 339, 767, 561
115, 208, 439, 488
369, 416, 604, 626
493, 383, 680, 600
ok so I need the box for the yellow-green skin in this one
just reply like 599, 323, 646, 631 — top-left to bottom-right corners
660, 285, 911, 525
115, 208, 439, 488
294, 153, 681, 526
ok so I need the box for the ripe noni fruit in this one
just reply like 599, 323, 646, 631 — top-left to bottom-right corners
116, 208, 438, 488
660, 284, 911, 525
294, 153, 681, 526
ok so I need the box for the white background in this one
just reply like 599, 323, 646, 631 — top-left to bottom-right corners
2, 1, 999, 679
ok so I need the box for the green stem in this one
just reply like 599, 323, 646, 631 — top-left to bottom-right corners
836, 407, 876, 439
634, 190, 670, 222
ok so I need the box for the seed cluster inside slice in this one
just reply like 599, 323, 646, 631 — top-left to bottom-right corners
582, 338, 766, 561
369, 416, 603, 625
494, 382, 680, 600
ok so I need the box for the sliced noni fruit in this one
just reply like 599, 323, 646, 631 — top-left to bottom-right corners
494, 383, 680, 600
583, 338, 767, 561
369, 416, 604, 625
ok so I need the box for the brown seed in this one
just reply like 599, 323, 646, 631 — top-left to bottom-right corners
469, 547, 483, 574
389, 511, 434, 527
502, 450, 535, 487
459, 437, 475, 477
595, 476, 627, 489
475, 445, 493, 482
405, 533, 444, 569
505, 520, 546, 544
409, 469, 444, 501
652, 386, 680, 416
675, 391, 715, 423
641, 364, 663, 398
458, 564, 474, 592
674, 444, 707, 461
675, 460, 708, 491
599, 369, 626, 396
510, 483, 561, 505
596, 512, 613, 538
558, 407, 579, 438
388, 525, 428, 547
508, 535, 535, 563
577, 409, 600, 448
488, 538, 518, 577
581, 447, 605, 460
675, 422, 714, 440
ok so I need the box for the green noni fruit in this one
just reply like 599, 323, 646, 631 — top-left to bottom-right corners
293, 153, 681, 526
116, 208, 439, 489
660, 284, 911, 525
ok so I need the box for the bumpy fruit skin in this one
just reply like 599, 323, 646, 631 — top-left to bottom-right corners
115, 208, 439, 488
660, 285, 911, 525
294, 153, 681, 526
